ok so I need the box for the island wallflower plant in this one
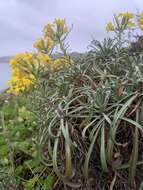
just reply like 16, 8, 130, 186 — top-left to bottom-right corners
8, 19, 72, 95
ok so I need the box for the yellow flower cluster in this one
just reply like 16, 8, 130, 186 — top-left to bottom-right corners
106, 12, 135, 32
138, 13, 143, 30
7, 74, 35, 94
7, 53, 36, 94
8, 53, 71, 94
33, 19, 71, 71
43, 19, 68, 40
8, 19, 72, 95
43, 24, 55, 40
54, 19, 68, 35
106, 22, 114, 32
119, 12, 135, 30
34, 19, 68, 52
52, 57, 73, 71
106, 11, 143, 32
36, 52, 53, 66
8, 53, 53, 94
33, 37, 54, 52
118, 12, 134, 20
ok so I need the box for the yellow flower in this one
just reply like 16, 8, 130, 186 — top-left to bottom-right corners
52, 57, 72, 70
43, 24, 55, 39
54, 19, 68, 34
7, 74, 36, 95
10, 53, 33, 68
138, 17, 143, 30
34, 37, 54, 52
106, 22, 114, 32
37, 52, 53, 65
54, 19, 65, 27
43, 19, 68, 41
119, 12, 134, 20
127, 21, 135, 29
44, 37, 54, 50
10, 59, 17, 67
33, 38, 44, 51
8, 53, 37, 95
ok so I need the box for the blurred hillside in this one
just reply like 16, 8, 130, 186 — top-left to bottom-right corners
0, 56, 11, 63
0, 52, 86, 63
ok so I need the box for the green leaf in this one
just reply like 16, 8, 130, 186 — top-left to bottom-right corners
42, 175, 55, 190
24, 175, 39, 190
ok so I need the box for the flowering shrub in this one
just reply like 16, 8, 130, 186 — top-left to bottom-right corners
1, 13, 143, 190
8, 19, 72, 95
106, 12, 143, 32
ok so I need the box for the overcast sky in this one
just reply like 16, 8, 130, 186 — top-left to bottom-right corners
0, 0, 143, 56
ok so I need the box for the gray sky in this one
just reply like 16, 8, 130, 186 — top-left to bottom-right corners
0, 0, 143, 56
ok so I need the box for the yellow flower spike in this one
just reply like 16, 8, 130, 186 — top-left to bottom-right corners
43, 24, 55, 39
54, 19, 65, 26
106, 22, 114, 32
34, 37, 54, 52
54, 19, 68, 34
33, 38, 44, 51
54, 19, 65, 29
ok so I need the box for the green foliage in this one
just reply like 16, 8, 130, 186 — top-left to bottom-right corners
1, 14, 143, 190
0, 95, 56, 189
130, 36, 143, 54
29, 24, 143, 189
